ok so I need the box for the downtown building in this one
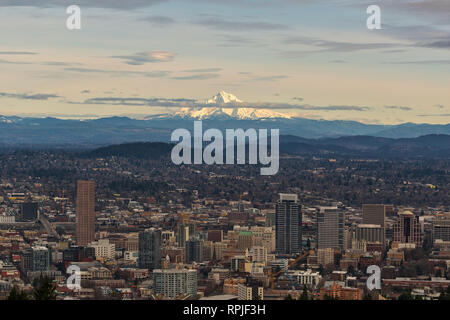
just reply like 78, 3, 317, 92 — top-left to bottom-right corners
275, 194, 302, 254
393, 211, 422, 247
316, 207, 344, 250
152, 269, 197, 298
138, 228, 162, 270
76, 180, 95, 246
362, 204, 386, 246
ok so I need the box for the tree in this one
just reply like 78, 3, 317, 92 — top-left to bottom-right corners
397, 292, 413, 300
32, 277, 57, 300
7, 286, 29, 300
300, 286, 309, 300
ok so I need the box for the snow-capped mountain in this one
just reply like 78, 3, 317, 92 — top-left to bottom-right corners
205, 90, 243, 105
170, 91, 294, 120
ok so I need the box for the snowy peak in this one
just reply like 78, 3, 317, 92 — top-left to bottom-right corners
173, 107, 293, 120
206, 90, 243, 105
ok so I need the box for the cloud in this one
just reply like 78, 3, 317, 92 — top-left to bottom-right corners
64, 67, 171, 78
195, 16, 288, 31
0, 92, 60, 100
252, 75, 288, 82
0, 51, 37, 55
384, 105, 413, 111
78, 95, 370, 112
111, 51, 175, 65
386, 60, 450, 65
282, 35, 400, 53
0, 0, 166, 9
171, 73, 220, 80
80, 97, 197, 107
292, 97, 304, 102
141, 15, 176, 26
182, 68, 222, 73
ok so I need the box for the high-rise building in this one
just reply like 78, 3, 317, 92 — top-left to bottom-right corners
22, 246, 50, 272
362, 204, 386, 227
76, 180, 95, 246
275, 194, 302, 254
178, 223, 196, 247
317, 207, 344, 250
432, 218, 450, 243
356, 224, 384, 244
152, 269, 197, 298
138, 228, 162, 270
185, 237, 203, 263
362, 204, 386, 244
393, 211, 422, 247
21, 202, 38, 221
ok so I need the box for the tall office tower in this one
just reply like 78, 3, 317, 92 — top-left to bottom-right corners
177, 222, 196, 247
362, 204, 386, 227
152, 269, 197, 298
76, 180, 95, 246
316, 207, 344, 250
22, 246, 50, 272
21, 202, 38, 221
275, 193, 302, 254
393, 211, 422, 247
138, 228, 162, 270
362, 204, 386, 244
185, 237, 203, 263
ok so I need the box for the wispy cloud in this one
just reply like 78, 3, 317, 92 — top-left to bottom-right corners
64, 67, 171, 78
141, 15, 176, 26
111, 51, 175, 65
384, 105, 413, 111
0, 92, 60, 100
171, 73, 220, 80
195, 16, 288, 31
0, 0, 166, 9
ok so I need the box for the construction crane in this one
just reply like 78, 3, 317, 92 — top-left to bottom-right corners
269, 250, 314, 291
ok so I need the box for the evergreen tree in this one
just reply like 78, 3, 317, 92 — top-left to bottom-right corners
7, 286, 29, 300
300, 286, 309, 300
32, 277, 57, 300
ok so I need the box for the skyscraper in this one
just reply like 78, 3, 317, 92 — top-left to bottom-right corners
393, 211, 422, 247
276, 193, 302, 254
138, 228, 162, 270
362, 204, 386, 245
185, 237, 203, 263
317, 207, 344, 250
76, 180, 95, 246
362, 204, 386, 227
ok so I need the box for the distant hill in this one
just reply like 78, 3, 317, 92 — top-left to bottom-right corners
1, 113, 449, 148
87, 142, 173, 160
84, 134, 450, 159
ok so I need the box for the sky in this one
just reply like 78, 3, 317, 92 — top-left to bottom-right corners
0, 0, 449, 124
